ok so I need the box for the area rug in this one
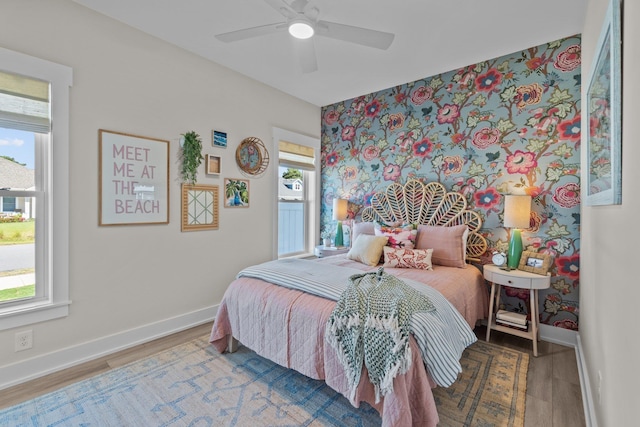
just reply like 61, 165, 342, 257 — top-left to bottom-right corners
0, 337, 528, 427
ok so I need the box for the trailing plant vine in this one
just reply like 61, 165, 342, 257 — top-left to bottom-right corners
180, 131, 203, 184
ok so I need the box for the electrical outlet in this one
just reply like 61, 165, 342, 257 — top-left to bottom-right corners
15, 330, 33, 352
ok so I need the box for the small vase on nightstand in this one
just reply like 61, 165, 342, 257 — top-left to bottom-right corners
323, 238, 332, 247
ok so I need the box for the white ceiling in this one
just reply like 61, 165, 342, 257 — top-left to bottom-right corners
72, 0, 587, 107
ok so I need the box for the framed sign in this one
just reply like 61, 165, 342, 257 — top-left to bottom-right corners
99, 130, 169, 226
586, 0, 622, 206
181, 184, 219, 231
206, 154, 221, 175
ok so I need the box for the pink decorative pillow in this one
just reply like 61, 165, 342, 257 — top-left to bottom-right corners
383, 247, 433, 270
352, 221, 376, 244
374, 222, 418, 249
415, 224, 468, 268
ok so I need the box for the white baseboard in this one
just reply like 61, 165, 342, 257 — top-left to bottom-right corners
539, 323, 578, 347
576, 334, 598, 427
0, 305, 218, 391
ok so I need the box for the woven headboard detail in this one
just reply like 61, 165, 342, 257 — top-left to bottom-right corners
360, 179, 487, 261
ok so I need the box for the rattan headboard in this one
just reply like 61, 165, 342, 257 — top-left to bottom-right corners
360, 179, 487, 262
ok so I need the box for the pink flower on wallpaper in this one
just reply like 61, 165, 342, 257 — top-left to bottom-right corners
472, 127, 501, 149
436, 104, 460, 124
383, 163, 401, 181
553, 319, 578, 331
324, 109, 339, 125
505, 150, 537, 174
344, 166, 357, 181
389, 113, 405, 130
505, 286, 530, 301
473, 187, 500, 209
529, 211, 542, 233
362, 145, 380, 161
557, 116, 581, 142
475, 68, 502, 91
554, 44, 581, 72
443, 156, 463, 176
325, 151, 339, 167
556, 253, 580, 280
341, 125, 356, 142
553, 182, 580, 208
589, 116, 600, 138
410, 85, 434, 105
526, 56, 545, 70
515, 83, 543, 109
365, 99, 381, 117
412, 138, 433, 158
451, 133, 465, 144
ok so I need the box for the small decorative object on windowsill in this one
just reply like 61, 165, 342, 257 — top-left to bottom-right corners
503, 195, 531, 269
332, 198, 348, 247
321, 230, 333, 248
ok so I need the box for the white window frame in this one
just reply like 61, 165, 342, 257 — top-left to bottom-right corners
272, 127, 320, 259
0, 47, 72, 330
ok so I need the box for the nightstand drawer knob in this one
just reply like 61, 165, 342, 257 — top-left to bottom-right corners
508, 280, 512, 284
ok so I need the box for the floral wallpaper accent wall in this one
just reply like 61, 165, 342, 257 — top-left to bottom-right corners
320, 35, 581, 330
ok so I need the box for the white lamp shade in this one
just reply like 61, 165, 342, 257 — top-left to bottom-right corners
332, 198, 348, 221
503, 195, 531, 229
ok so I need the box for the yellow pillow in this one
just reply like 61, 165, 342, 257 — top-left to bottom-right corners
347, 235, 389, 266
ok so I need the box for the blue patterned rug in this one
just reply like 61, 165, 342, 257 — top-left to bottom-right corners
0, 337, 527, 426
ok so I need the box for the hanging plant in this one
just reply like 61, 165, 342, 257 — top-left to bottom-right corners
180, 131, 203, 184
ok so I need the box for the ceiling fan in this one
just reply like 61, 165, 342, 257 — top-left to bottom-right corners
214, 0, 395, 73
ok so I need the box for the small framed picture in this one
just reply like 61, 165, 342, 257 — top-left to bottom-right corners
212, 130, 227, 148
206, 154, 220, 175
518, 251, 552, 275
224, 178, 249, 208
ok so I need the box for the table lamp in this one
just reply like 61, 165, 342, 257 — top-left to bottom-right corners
332, 198, 348, 247
504, 195, 531, 269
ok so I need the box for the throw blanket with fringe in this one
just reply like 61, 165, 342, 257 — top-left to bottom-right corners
325, 268, 435, 403
237, 259, 477, 389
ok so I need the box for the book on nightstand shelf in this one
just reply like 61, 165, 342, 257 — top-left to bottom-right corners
495, 310, 528, 330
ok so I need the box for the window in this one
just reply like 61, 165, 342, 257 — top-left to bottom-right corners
0, 47, 72, 330
273, 128, 319, 258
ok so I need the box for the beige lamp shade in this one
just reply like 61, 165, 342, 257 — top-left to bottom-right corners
332, 198, 348, 221
504, 195, 531, 229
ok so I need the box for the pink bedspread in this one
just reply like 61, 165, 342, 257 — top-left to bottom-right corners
210, 257, 488, 427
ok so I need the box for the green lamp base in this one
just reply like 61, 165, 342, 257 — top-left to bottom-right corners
507, 228, 523, 269
335, 221, 344, 247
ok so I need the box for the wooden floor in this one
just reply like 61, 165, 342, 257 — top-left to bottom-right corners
0, 323, 586, 426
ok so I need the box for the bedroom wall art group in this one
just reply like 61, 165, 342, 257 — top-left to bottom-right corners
320, 35, 581, 331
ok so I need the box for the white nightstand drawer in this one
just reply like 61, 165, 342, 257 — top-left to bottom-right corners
490, 271, 532, 288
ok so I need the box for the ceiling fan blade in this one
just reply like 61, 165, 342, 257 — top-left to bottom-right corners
264, 0, 298, 19
215, 23, 285, 43
317, 20, 394, 50
294, 38, 318, 73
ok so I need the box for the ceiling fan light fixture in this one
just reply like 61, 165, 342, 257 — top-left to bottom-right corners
288, 20, 314, 39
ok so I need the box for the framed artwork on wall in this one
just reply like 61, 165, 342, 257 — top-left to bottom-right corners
181, 184, 219, 231
586, 0, 622, 206
99, 129, 169, 226
224, 178, 249, 208
206, 154, 221, 175
212, 130, 227, 148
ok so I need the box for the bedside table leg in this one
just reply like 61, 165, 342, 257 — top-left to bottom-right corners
486, 282, 496, 342
530, 289, 538, 357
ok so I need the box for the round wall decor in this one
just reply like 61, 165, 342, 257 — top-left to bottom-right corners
236, 137, 269, 177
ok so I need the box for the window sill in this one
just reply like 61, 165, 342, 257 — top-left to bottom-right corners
0, 300, 71, 331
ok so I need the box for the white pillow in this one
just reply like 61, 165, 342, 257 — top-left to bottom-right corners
347, 234, 388, 266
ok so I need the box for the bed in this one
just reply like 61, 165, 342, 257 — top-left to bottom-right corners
210, 179, 489, 426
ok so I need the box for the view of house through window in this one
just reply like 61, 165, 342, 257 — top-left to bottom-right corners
0, 70, 44, 305
277, 139, 316, 257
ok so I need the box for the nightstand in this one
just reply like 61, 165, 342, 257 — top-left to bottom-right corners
314, 245, 350, 258
484, 264, 550, 356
